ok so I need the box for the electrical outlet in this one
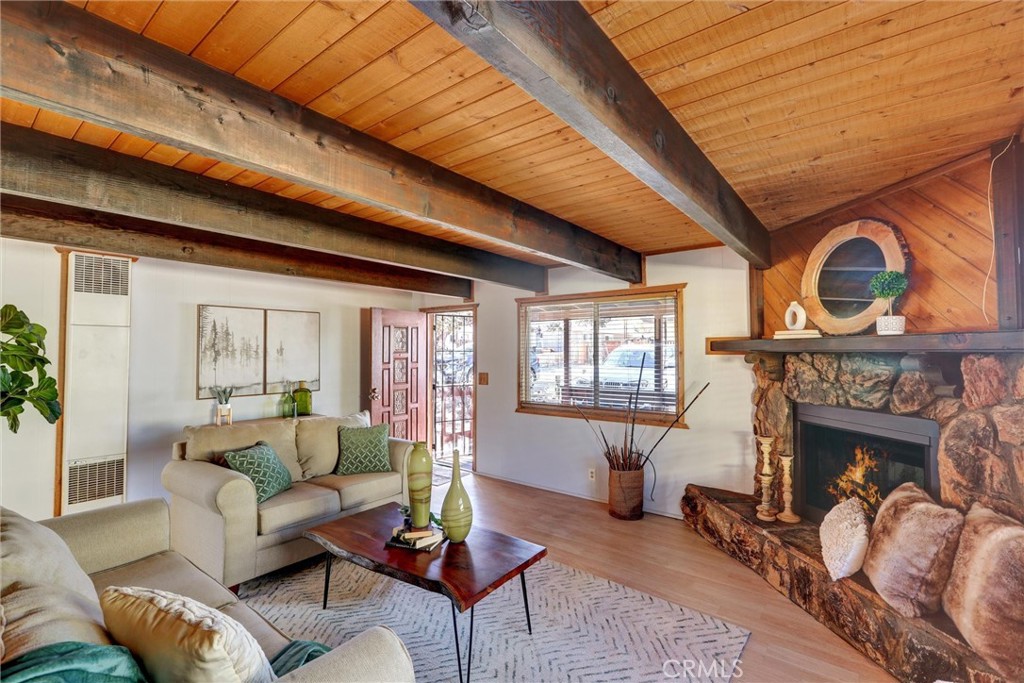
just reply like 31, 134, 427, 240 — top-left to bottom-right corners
588, 468, 596, 481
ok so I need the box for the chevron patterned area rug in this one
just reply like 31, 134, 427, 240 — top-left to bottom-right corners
240, 557, 749, 683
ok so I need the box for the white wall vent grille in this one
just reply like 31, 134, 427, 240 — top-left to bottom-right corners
73, 254, 129, 296
66, 456, 125, 505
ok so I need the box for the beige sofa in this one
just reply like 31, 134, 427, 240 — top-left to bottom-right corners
0, 499, 415, 682
162, 414, 413, 586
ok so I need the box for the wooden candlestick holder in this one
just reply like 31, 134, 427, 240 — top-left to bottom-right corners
776, 454, 801, 523
755, 435, 777, 522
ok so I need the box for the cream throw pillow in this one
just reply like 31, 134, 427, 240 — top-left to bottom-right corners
100, 586, 274, 683
819, 497, 871, 581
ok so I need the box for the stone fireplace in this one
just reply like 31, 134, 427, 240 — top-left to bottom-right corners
683, 347, 1023, 683
752, 351, 1024, 523
795, 403, 940, 523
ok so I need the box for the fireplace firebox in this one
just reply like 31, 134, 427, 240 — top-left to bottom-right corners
794, 404, 940, 523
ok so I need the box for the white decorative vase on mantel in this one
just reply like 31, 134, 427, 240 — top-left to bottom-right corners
875, 315, 906, 336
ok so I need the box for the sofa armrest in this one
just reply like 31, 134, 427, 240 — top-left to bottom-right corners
388, 438, 413, 506
161, 459, 258, 586
277, 626, 415, 683
40, 499, 170, 575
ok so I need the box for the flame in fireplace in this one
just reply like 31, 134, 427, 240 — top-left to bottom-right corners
827, 444, 883, 513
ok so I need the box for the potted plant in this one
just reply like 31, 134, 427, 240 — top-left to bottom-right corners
1, 305, 61, 433
578, 355, 709, 520
869, 270, 909, 335
213, 386, 233, 425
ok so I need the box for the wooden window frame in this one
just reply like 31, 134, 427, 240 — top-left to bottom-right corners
515, 284, 687, 428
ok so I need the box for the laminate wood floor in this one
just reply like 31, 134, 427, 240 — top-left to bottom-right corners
447, 473, 893, 683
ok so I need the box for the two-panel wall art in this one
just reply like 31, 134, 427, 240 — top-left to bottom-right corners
196, 305, 320, 400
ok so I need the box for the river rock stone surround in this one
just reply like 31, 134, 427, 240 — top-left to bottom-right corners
751, 351, 1024, 522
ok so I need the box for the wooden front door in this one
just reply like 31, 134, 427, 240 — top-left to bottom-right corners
361, 308, 428, 442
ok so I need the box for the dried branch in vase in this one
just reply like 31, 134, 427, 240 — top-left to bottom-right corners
576, 353, 711, 500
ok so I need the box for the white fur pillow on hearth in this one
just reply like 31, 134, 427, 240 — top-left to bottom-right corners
820, 497, 871, 580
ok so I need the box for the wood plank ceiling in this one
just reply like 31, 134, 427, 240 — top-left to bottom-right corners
2, 1, 1021, 272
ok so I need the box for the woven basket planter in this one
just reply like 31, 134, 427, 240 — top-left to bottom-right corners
608, 469, 644, 520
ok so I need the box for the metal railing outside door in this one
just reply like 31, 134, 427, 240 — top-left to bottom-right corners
431, 309, 475, 466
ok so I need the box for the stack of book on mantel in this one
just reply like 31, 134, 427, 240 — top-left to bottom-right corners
385, 524, 446, 552
773, 328, 822, 340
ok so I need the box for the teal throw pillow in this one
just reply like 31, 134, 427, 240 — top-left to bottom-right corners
224, 441, 292, 503
336, 424, 391, 475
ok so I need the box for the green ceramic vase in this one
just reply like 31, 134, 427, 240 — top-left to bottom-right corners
441, 449, 473, 543
407, 441, 433, 529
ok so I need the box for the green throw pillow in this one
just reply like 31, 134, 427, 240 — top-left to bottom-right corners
336, 424, 391, 475
224, 441, 292, 503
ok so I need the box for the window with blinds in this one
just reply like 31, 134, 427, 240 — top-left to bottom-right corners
517, 285, 685, 425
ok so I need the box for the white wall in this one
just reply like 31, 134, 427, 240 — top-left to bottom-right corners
1, 237, 429, 517
127, 259, 423, 502
1, 240, 63, 519
466, 248, 756, 518
2, 236, 755, 521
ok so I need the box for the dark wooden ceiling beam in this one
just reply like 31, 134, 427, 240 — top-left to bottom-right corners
0, 124, 545, 292
0, 1, 641, 282
412, 0, 772, 269
1, 196, 473, 298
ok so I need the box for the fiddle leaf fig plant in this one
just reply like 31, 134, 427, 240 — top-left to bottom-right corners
869, 271, 909, 317
1, 305, 62, 433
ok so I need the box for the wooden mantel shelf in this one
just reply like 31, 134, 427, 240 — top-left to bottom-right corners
710, 330, 1023, 354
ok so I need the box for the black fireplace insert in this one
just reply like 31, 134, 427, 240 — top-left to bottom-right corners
794, 404, 940, 523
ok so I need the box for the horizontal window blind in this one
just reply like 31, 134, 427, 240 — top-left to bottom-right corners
519, 290, 681, 417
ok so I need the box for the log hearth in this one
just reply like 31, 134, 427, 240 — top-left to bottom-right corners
680, 485, 1006, 683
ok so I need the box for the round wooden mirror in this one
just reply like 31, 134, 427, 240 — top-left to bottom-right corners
800, 219, 908, 335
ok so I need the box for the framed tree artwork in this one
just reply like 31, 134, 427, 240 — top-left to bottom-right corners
265, 309, 320, 394
197, 305, 265, 399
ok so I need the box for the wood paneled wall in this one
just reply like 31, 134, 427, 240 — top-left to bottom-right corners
763, 156, 998, 337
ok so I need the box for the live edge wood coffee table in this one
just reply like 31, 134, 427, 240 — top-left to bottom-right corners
304, 502, 547, 683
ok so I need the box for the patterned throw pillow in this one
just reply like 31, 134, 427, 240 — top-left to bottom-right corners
223, 441, 292, 503
335, 424, 391, 475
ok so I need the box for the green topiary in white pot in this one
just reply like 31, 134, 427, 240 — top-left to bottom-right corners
869, 271, 909, 336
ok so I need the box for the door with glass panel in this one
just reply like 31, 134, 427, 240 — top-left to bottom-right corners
429, 308, 475, 468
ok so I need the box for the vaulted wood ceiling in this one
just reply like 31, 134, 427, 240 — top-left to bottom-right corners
2, 1, 1021, 293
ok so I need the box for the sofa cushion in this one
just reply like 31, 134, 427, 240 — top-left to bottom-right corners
295, 412, 371, 479
336, 424, 392, 476
184, 419, 302, 482
90, 550, 238, 611
224, 441, 293, 504
0, 507, 110, 663
942, 504, 1024, 681
863, 482, 964, 617
101, 586, 274, 683
310, 472, 403, 510
257, 482, 341, 535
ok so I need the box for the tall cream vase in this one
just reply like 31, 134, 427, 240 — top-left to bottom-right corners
407, 441, 432, 529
